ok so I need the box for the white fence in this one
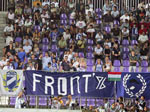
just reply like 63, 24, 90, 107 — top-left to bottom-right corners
0, 0, 150, 11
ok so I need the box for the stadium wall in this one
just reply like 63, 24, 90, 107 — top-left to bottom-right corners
0, 108, 82, 112
0, 0, 149, 11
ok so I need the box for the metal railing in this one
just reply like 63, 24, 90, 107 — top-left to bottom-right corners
1, 0, 150, 11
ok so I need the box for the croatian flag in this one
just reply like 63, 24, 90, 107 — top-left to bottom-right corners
108, 72, 121, 81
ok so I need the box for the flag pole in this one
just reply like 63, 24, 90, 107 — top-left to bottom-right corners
114, 81, 117, 102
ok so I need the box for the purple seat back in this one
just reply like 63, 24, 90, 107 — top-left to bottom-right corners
141, 67, 148, 72
42, 38, 49, 45
87, 46, 94, 52
34, 25, 41, 32
15, 37, 22, 43
87, 66, 93, 72
122, 47, 129, 53
114, 67, 120, 72
123, 60, 130, 67
87, 59, 94, 66
29, 96, 36, 106
105, 25, 111, 33
122, 39, 129, 46
87, 99, 95, 106
131, 40, 138, 46
96, 99, 103, 107
141, 60, 148, 67
39, 97, 47, 106
113, 60, 121, 67
60, 13, 67, 20
114, 20, 120, 25
95, 8, 102, 14
96, 19, 102, 24
10, 97, 16, 106
61, 20, 67, 25
79, 52, 84, 58
86, 53, 94, 59
42, 45, 49, 51
87, 39, 94, 45
51, 44, 57, 52
123, 67, 129, 72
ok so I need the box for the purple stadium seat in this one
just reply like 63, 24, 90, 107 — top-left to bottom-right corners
96, 19, 102, 25
86, 53, 94, 59
87, 46, 94, 52
105, 25, 111, 33
42, 37, 49, 45
87, 59, 94, 66
61, 20, 67, 25
34, 25, 41, 32
131, 40, 138, 46
95, 8, 102, 14
39, 97, 47, 106
96, 99, 103, 107
15, 37, 22, 43
29, 96, 36, 106
141, 67, 148, 72
123, 67, 129, 72
123, 60, 130, 67
60, 13, 67, 20
69, 19, 75, 25
87, 66, 93, 72
79, 52, 84, 58
122, 47, 129, 53
123, 53, 129, 60
51, 44, 57, 52
87, 39, 94, 45
122, 39, 129, 46
80, 98, 86, 107
113, 60, 121, 67
114, 20, 120, 25
87, 99, 95, 107
10, 97, 16, 106
114, 67, 120, 72
141, 60, 148, 67
42, 45, 49, 51
97, 14, 102, 19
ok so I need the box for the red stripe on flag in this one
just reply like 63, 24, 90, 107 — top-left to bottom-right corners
108, 72, 122, 75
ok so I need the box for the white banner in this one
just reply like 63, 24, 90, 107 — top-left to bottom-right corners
0, 109, 82, 112
0, 70, 23, 96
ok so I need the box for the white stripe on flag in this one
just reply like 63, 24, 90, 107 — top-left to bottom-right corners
108, 75, 121, 78
7, 76, 16, 86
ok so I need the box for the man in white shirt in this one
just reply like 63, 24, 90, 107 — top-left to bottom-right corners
4, 23, 14, 36
3, 61, 13, 70
120, 12, 129, 23
24, 18, 32, 27
41, 10, 50, 23
7, 9, 15, 23
15, 16, 24, 27
63, 29, 71, 41
76, 17, 86, 29
15, 91, 25, 109
42, 0, 50, 7
138, 32, 148, 44
23, 42, 32, 54
51, 0, 59, 8
94, 44, 103, 60
23, 35, 32, 46
0, 56, 8, 68
95, 31, 103, 44
5, 36, 13, 46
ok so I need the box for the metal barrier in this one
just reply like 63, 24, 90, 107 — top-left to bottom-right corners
1, 0, 150, 11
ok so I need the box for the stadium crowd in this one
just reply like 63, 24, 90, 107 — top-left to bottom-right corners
1, 0, 150, 72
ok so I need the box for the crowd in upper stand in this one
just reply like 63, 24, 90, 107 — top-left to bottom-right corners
1, 0, 150, 72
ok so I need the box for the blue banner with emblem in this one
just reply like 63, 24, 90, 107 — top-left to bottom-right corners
117, 73, 150, 99
0, 70, 24, 96
24, 71, 114, 97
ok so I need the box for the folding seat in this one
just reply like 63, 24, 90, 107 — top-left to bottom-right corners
86, 59, 94, 66
51, 44, 57, 52
113, 20, 120, 26
15, 37, 22, 43
96, 99, 103, 107
122, 47, 129, 53
122, 39, 129, 46
87, 39, 94, 45
122, 52, 129, 60
86, 53, 94, 59
109, 99, 115, 105
141, 60, 148, 72
87, 98, 95, 107
9, 97, 16, 106
39, 97, 47, 107
96, 19, 102, 25
86, 46, 94, 52
104, 25, 111, 33
42, 45, 49, 52
78, 52, 84, 58
29, 96, 36, 107
123, 60, 130, 72
136, 62, 140, 72
131, 40, 138, 46
95, 8, 102, 14
42, 37, 49, 45
69, 19, 75, 25
113, 60, 121, 72
86, 66, 93, 72
60, 20, 67, 25
34, 25, 41, 32
80, 98, 86, 107
60, 13, 67, 20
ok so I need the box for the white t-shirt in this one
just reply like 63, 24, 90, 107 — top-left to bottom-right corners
8, 13, 15, 20
138, 35, 148, 42
42, 1, 50, 6
76, 21, 86, 29
24, 20, 32, 27
87, 28, 95, 33
120, 15, 129, 22
3, 65, 14, 70
63, 32, 71, 40
51, 2, 59, 7
95, 47, 103, 54
95, 33, 103, 42
4, 25, 14, 32
23, 45, 32, 53
6, 36, 13, 46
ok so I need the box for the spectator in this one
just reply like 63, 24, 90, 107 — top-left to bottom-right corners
129, 51, 138, 72
95, 31, 104, 44
79, 58, 87, 72
23, 41, 32, 55
103, 57, 112, 72
42, 52, 51, 69
61, 56, 70, 71
3, 61, 14, 70
140, 43, 149, 60
112, 43, 120, 62
26, 62, 35, 70
58, 36, 67, 52
3, 23, 14, 37
43, 62, 53, 71
95, 59, 103, 72
138, 32, 148, 45
7, 9, 15, 24
94, 44, 103, 61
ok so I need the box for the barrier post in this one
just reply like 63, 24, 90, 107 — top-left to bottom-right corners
114, 81, 117, 101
